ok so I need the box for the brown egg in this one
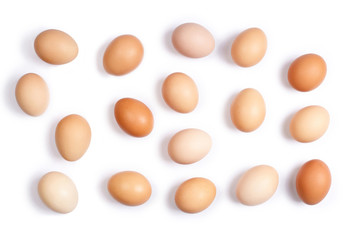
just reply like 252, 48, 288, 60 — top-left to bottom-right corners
38, 171, 78, 213
231, 27, 267, 67
288, 54, 327, 92
230, 88, 266, 132
34, 29, 78, 64
108, 171, 152, 206
175, 177, 216, 213
162, 72, 198, 113
114, 98, 154, 137
55, 114, 91, 161
289, 105, 329, 143
15, 73, 49, 116
296, 159, 331, 205
103, 35, 144, 76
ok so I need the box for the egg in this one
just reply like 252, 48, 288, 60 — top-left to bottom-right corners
172, 23, 215, 58
38, 171, 78, 213
296, 159, 331, 205
168, 128, 212, 164
55, 114, 91, 161
236, 165, 279, 206
289, 105, 329, 143
288, 54, 327, 92
114, 98, 154, 137
175, 177, 216, 213
108, 171, 152, 206
103, 35, 144, 76
15, 73, 49, 116
230, 88, 266, 132
162, 72, 198, 113
34, 29, 78, 65
231, 28, 267, 67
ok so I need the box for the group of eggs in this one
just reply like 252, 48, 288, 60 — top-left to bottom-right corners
14, 22, 331, 214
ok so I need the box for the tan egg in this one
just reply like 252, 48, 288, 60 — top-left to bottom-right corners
55, 114, 91, 161
38, 171, 78, 213
288, 53, 327, 92
172, 23, 215, 58
103, 35, 144, 76
108, 171, 152, 206
162, 72, 198, 113
289, 105, 329, 143
114, 98, 154, 137
236, 165, 279, 206
231, 28, 267, 67
15, 73, 49, 116
175, 177, 216, 213
34, 29, 78, 64
230, 88, 266, 132
168, 128, 212, 164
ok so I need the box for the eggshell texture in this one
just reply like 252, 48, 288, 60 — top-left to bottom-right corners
114, 98, 154, 137
231, 27, 267, 67
108, 171, 152, 206
230, 88, 266, 132
288, 54, 327, 92
162, 72, 198, 113
168, 128, 212, 164
55, 114, 91, 161
236, 165, 279, 206
34, 29, 78, 64
38, 171, 78, 213
103, 35, 144, 76
296, 159, 331, 205
289, 105, 329, 143
175, 177, 216, 213
15, 73, 49, 116
172, 23, 215, 58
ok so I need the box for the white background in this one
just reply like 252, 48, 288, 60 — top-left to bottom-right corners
1, 0, 345, 239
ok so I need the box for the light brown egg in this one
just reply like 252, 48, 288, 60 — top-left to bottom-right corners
15, 73, 49, 116
168, 128, 212, 164
114, 98, 154, 137
55, 114, 91, 161
103, 35, 144, 76
289, 105, 329, 143
38, 171, 78, 213
231, 28, 267, 67
162, 72, 198, 113
230, 88, 266, 132
236, 165, 279, 206
172, 23, 215, 58
288, 54, 327, 92
175, 177, 216, 213
296, 159, 331, 205
34, 29, 78, 64
108, 171, 152, 206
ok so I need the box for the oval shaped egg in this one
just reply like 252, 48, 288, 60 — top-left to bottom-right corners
15, 73, 49, 116
114, 98, 154, 137
236, 165, 279, 206
108, 171, 152, 206
168, 128, 212, 164
288, 54, 327, 92
172, 23, 215, 58
230, 88, 266, 132
289, 105, 329, 143
103, 35, 144, 76
231, 27, 267, 67
175, 177, 216, 213
296, 159, 331, 205
162, 72, 198, 113
55, 114, 91, 161
38, 171, 78, 213
34, 29, 78, 64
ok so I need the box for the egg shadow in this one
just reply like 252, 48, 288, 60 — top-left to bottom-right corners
4, 74, 23, 115
224, 92, 238, 131
218, 33, 238, 65
100, 175, 118, 205
29, 173, 55, 214
229, 170, 244, 203
155, 75, 170, 110
282, 112, 295, 140
281, 59, 293, 89
108, 102, 128, 136
96, 39, 113, 76
21, 28, 46, 65
167, 182, 179, 211
163, 28, 179, 56
160, 133, 173, 164
47, 117, 62, 160
287, 164, 301, 203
